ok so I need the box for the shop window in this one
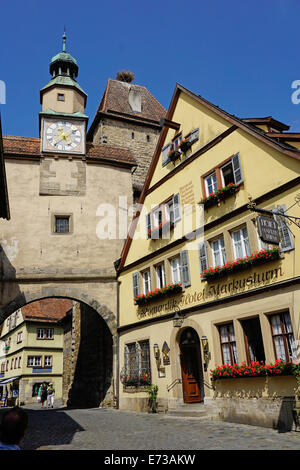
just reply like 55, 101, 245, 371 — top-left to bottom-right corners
218, 323, 238, 365
270, 311, 297, 362
241, 317, 265, 364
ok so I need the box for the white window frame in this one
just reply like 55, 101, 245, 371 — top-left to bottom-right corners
170, 256, 181, 284
44, 356, 52, 367
27, 356, 42, 367
142, 269, 151, 294
232, 227, 251, 259
155, 264, 166, 289
204, 172, 218, 196
211, 237, 227, 267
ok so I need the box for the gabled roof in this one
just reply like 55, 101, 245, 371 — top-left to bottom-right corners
117, 83, 300, 272
3, 135, 136, 167
21, 298, 73, 323
87, 78, 166, 140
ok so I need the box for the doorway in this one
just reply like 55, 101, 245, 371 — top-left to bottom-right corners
179, 328, 203, 403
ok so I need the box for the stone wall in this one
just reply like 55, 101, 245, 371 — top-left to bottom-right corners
93, 118, 160, 190
63, 302, 113, 408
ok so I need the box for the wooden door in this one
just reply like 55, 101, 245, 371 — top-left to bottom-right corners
180, 343, 202, 403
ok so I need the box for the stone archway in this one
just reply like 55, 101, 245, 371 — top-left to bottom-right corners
0, 286, 117, 337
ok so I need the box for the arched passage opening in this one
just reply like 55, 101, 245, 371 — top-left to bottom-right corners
0, 290, 116, 409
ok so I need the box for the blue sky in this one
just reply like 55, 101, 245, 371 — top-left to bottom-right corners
1, 0, 300, 137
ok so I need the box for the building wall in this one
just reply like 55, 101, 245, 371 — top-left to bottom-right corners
92, 117, 160, 189
117, 88, 300, 428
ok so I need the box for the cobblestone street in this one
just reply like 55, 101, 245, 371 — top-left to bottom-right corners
1, 404, 299, 451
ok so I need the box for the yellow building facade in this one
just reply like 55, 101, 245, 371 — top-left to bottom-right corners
117, 84, 300, 429
0, 302, 67, 406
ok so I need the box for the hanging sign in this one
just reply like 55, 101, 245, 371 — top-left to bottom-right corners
257, 215, 280, 245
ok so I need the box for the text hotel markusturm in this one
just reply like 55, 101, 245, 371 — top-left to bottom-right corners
103, 453, 197, 466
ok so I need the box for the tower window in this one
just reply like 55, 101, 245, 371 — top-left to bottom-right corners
57, 93, 65, 102
131, 132, 135, 139
55, 216, 69, 233
147, 135, 150, 142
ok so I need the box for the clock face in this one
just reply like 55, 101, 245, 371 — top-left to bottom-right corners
43, 119, 85, 154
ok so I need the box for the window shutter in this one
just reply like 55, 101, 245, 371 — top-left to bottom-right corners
162, 142, 171, 166
189, 128, 199, 145
146, 213, 151, 238
180, 250, 191, 287
198, 241, 208, 274
232, 152, 243, 185
173, 193, 181, 222
273, 205, 294, 251
132, 272, 139, 298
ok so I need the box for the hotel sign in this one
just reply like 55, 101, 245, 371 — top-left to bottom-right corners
257, 215, 280, 245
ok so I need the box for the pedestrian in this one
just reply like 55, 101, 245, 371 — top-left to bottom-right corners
36, 384, 42, 404
47, 383, 55, 409
0, 406, 28, 450
40, 382, 48, 408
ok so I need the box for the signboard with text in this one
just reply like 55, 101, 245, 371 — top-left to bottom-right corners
257, 215, 280, 245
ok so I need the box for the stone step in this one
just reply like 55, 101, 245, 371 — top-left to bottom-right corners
167, 403, 208, 418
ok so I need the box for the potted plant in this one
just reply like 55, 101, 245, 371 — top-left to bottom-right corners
146, 384, 158, 413
168, 148, 181, 162
179, 138, 192, 153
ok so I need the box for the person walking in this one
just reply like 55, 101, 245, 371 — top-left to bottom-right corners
0, 406, 28, 450
40, 382, 48, 408
47, 383, 55, 409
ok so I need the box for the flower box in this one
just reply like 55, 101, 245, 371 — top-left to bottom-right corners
200, 183, 241, 208
179, 139, 192, 153
210, 360, 300, 381
123, 374, 151, 388
148, 220, 174, 239
201, 248, 281, 282
168, 149, 181, 162
134, 282, 182, 305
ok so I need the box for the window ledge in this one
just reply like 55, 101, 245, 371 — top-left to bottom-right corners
200, 183, 242, 209
201, 248, 281, 282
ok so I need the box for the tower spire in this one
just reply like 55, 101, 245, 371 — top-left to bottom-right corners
62, 28, 66, 52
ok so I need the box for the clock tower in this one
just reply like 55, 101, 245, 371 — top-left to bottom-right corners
40, 32, 88, 155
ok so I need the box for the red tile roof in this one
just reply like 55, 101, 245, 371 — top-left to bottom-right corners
3, 135, 136, 166
98, 79, 166, 122
21, 298, 73, 323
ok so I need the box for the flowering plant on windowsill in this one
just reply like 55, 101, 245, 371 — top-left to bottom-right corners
210, 360, 300, 381
134, 282, 182, 305
179, 138, 192, 153
148, 220, 174, 239
201, 247, 281, 282
123, 373, 152, 387
200, 183, 241, 208
168, 148, 181, 162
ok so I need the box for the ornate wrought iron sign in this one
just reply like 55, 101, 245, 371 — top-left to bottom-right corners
257, 215, 280, 245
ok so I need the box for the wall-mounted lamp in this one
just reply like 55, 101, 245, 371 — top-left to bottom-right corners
153, 343, 160, 360
201, 335, 210, 372
173, 306, 185, 328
